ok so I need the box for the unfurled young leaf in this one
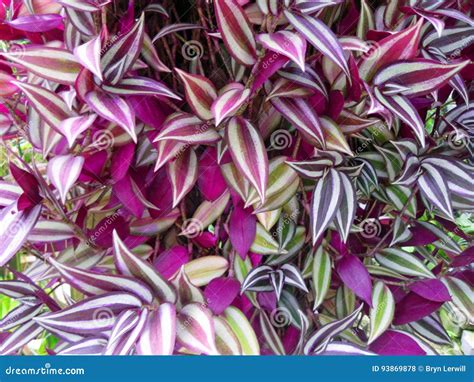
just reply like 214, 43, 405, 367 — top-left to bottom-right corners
214, 0, 257, 66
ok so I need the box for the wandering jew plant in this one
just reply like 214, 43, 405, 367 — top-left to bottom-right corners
0, 0, 472, 356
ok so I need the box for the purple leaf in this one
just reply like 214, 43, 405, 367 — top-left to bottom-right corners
393, 292, 444, 325
410, 279, 451, 302
229, 201, 256, 259
204, 277, 240, 315
7, 14, 64, 32
369, 330, 426, 355
153, 246, 190, 279
337, 254, 373, 306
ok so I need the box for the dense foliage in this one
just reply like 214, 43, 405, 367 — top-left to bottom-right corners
0, 0, 472, 356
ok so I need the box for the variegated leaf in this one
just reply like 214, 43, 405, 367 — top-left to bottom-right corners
213, 316, 242, 355
183, 256, 229, 287
374, 59, 470, 97
270, 97, 325, 147
368, 281, 395, 344
167, 149, 198, 208
154, 112, 220, 145
34, 293, 142, 335
0, 203, 42, 267
113, 231, 177, 303
224, 306, 260, 355
177, 303, 218, 355
285, 11, 349, 78
47, 155, 84, 204
375, 248, 435, 279
311, 169, 342, 244
304, 304, 363, 354
211, 84, 250, 125
226, 117, 268, 203
136, 303, 177, 355
175, 69, 217, 120
85, 91, 136, 142
257, 31, 307, 71
49, 257, 153, 304
214, 0, 257, 66
2, 47, 81, 85
312, 246, 332, 311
